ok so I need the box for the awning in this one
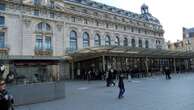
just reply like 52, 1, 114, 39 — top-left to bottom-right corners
67, 46, 194, 61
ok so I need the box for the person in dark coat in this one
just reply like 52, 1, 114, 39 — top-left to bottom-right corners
109, 69, 115, 86
164, 67, 171, 80
0, 80, 14, 110
105, 71, 110, 87
118, 74, 125, 99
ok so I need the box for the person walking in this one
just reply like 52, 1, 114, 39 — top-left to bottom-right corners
0, 79, 14, 110
118, 74, 125, 99
109, 69, 115, 86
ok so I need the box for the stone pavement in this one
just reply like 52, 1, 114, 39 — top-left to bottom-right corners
16, 73, 194, 110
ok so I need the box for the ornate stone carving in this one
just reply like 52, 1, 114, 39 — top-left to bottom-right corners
56, 23, 63, 31
0, 48, 9, 55
23, 18, 31, 27
34, 49, 53, 56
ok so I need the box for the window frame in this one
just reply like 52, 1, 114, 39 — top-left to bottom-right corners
115, 36, 120, 46
131, 39, 136, 48
34, 9, 40, 16
0, 16, 5, 26
0, 32, 5, 48
45, 36, 52, 49
35, 35, 43, 49
145, 40, 149, 48
105, 35, 111, 46
83, 32, 90, 48
94, 34, 101, 46
70, 30, 78, 50
0, 3, 6, 11
139, 39, 142, 48
123, 37, 128, 46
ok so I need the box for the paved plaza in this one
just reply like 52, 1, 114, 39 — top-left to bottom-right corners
16, 73, 194, 110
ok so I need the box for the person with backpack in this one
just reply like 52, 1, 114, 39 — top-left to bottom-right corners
0, 79, 14, 110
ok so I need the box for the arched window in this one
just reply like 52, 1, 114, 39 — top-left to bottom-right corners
156, 40, 160, 44
35, 22, 52, 50
83, 32, 89, 48
131, 39, 136, 48
94, 34, 101, 46
145, 40, 149, 48
123, 37, 128, 46
70, 30, 77, 50
37, 23, 42, 30
105, 35, 111, 46
139, 39, 142, 48
37, 22, 51, 31
46, 23, 51, 31
115, 36, 120, 46
0, 16, 5, 25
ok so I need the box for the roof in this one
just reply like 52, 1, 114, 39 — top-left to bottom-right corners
64, 0, 161, 25
67, 46, 194, 61
188, 28, 194, 33
184, 27, 194, 38
7, 56, 64, 61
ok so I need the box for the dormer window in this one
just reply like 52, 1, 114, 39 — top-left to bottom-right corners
34, 0, 41, 5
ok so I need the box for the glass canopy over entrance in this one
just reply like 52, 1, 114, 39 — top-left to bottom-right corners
66, 46, 194, 80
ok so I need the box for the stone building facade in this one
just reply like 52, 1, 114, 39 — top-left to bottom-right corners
167, 27, 194, 70
183, 27, 194, 52
0, 0, 166, 81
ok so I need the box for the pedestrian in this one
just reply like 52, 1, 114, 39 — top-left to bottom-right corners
105, 70, 110, 87
164, 67, 171, 80
87, 70, 91, 81
0, 79, 14, 110
118, 74, 125, 99
109, 69, 115, 86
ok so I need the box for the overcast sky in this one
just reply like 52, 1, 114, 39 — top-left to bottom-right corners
93, 0, 194, 42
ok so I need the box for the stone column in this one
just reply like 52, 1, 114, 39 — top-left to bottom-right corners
102, 55, 105, 71
173, 58, 177, 73
71, 61, 74, 80
145, 57, 149, 74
